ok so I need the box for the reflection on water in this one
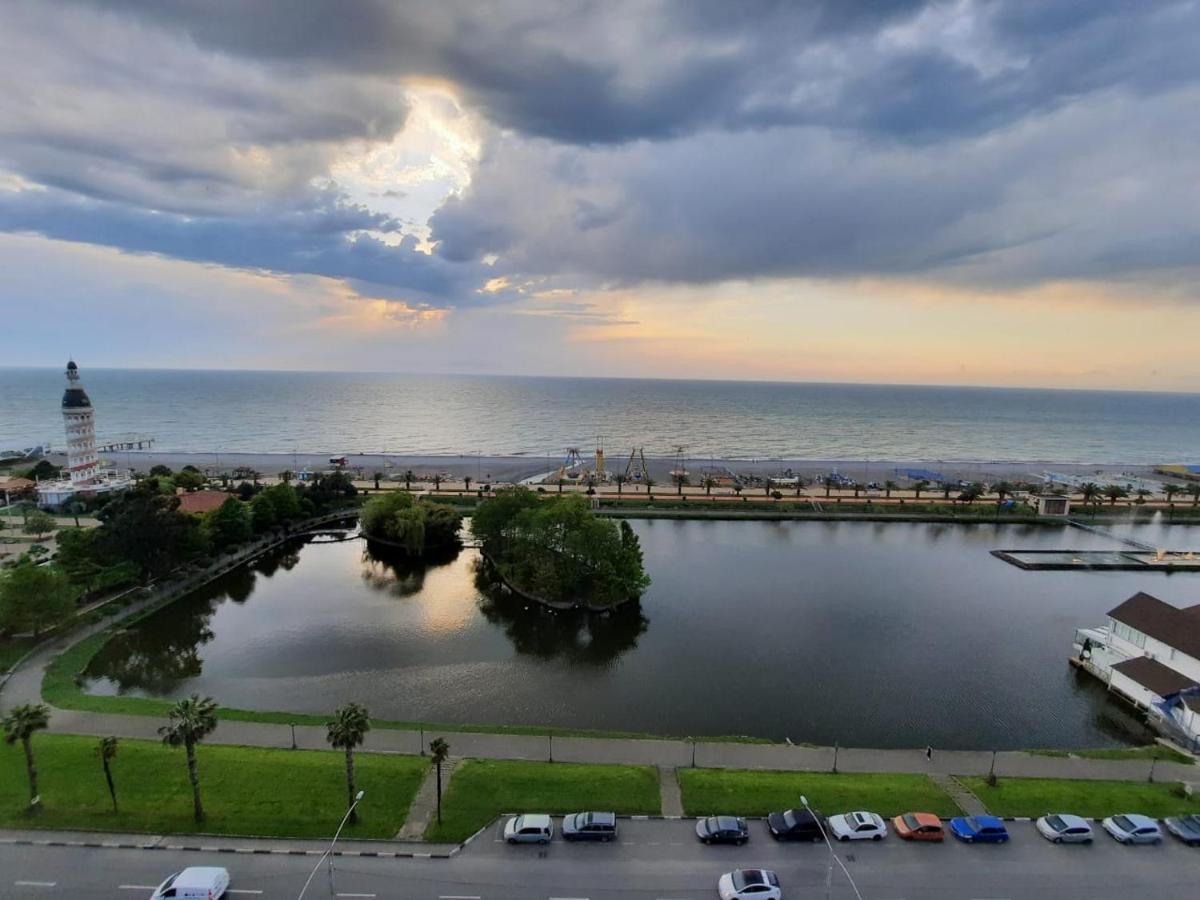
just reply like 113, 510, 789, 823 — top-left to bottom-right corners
81, 521, 1200, 748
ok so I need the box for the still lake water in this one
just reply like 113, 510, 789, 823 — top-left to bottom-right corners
82, 518, 1200, 749
6, 367, 1200, 462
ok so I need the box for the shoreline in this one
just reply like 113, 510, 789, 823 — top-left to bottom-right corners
37, 449, 1171, 486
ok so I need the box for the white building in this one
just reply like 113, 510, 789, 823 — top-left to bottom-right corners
36, 360, 131, 508
1074, 591, 1200, 748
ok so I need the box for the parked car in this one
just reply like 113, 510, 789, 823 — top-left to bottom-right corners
826, 810, 887, 842
948, 815, 1010, 843
503, 813, 553, 844
717, 868, 782, 900
150, 867, 230, 900
767, 807, 824, 841
1036, 814, 1094, 844
892, 812, 944, 842
696, 815, 750, 845
1102, 814, 1162, 845
561, 811, 618, 842
1164, 814, 1200, 846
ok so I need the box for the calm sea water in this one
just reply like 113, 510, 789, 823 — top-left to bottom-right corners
4, 368, 1200, 462
82, 518, 1200, 749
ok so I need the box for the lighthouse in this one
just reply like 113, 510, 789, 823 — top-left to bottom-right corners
62, 360, 100, 487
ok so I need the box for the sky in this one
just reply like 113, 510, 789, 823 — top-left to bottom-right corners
1, 0, 1199, 390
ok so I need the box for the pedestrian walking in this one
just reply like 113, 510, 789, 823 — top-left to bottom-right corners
925, 745, 933, 762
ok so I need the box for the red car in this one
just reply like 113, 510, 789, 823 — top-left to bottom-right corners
892, 812, 944, 841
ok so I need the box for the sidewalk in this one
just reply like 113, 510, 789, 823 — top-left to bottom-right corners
3, 608, 1197, 785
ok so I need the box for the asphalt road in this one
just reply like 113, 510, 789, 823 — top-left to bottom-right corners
3, 819, 1199, 900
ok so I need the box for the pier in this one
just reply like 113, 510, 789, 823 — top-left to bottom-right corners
98, 434, 155, 452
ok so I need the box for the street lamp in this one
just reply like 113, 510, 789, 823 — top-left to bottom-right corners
800, 794, 864, 900
296, 790, 365, 900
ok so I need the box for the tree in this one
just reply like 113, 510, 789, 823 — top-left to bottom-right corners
360, 491, 462, 555
429, 737, 449, 824
795, 477, 806, 498
3, 703, 50, 812
205, 497, 253, 549
158, 694, 219, 823
1103, 484, 1129, 506
403, 469, 414, 490
372, 471, 382, 490
614, 474, 626, 496
0, 561, 79, 638
97, 736, 119, 813
63, 500, 85, 528
734, 484, 743, 498
173, 470, 205, 491
851, 482, 863, 498
824, 479, 833, 499
433, 474, 442, 492
673, 473, 686, 496
1078, 482, 1102, 510
327, 703, 371, 825
913, 480, 929, 500
1135, 488, 1150, 505
763, 478, 772, 497
992, 481, 1014, 503
262, 483, 301, 521
463, 475, 472, 494
22, 509, 57, 539
149, 464, 174, 478
644, 477, 655, 496
1187, 483, 1200, 507
884, 480, 898, 499
1164, 484, 1181, 505
95, 487, 207, 578
704, 477, 715, 496
249, 491, 279, 533
958, 483, 985, 504
556, 477, 565, 494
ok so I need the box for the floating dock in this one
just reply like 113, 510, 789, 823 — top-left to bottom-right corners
992, 549, 1200, 571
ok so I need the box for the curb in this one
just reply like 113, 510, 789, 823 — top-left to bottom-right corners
0, 837, 456, 859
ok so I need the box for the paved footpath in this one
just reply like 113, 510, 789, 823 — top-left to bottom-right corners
3, 625, 1197, 784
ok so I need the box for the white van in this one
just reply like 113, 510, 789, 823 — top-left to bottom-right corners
150, 867, 230, 899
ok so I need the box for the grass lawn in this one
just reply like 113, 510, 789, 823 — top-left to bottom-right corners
1029, 746, 1194, 764
678, 769, 958, 817
423, 759, 660, 843
962, 777, 1200, 819
0, 734, 426, 839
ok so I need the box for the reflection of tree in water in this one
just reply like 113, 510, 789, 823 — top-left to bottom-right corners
360, 540, 460, 598
252, 542, 302, 578
474, 562, 649, 666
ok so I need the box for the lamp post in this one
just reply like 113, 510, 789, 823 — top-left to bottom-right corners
800, 794, 864, 900
296, 789, 364, 900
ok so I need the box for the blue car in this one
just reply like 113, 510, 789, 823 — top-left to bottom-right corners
948, 815, 1010, 843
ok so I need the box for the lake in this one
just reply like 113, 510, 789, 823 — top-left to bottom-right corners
82, 517, 1200, 749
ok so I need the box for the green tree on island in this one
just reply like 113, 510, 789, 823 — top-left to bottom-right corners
360, 491, 462, 555
97, 736, 119, 813
159, 694, 219, 823
327, 702, 371, 825
472, 488, 649, 608
0, 561, 78, 638
3, 703, 50, 812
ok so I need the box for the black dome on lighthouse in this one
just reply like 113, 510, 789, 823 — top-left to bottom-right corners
62, 359, 92, 409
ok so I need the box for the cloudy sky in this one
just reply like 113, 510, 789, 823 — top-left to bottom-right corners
2, 0, 1198, 388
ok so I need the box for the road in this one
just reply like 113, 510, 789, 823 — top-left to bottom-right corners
3, 819, 1199, 899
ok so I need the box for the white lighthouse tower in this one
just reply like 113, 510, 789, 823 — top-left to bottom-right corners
62, 360, 100, 487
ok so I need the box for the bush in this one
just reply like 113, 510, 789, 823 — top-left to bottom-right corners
360, 491, 462, 555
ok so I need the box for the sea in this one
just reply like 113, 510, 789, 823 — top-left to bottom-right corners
3, 368, 1200, 463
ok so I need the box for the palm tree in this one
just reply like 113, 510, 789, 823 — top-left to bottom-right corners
372, 472, 382, 490
404, 469, 414, 491
1104, 484, 1129, 506
942, 484, 953, 501
158, 694, 219, 823
614, 474, 626, 496
644, 477, 655, 496
463, 475, 472, 494
429, 737, 450, 824
1135, 488, 1150, 505
704, 477, 715, 496
433, 474, 442, 492
884, 480, 898, 499
824, 479, 833, 499
3, 703, 50, 811
851, 482, 863, 498
913, 480, 929, 500
1188, 483, 1200, 507
733, 484, 743, 498
1078, 482, 1102, 511
958, 483, 984, 504
992, 481, 1014, 503
794, 477, 806, 498
674, 473, 686, 496
1164, 484, 1181, 505
97, 736, 119, 813
327, 703, 371, 826
763, 478, 772, 497
557, 477, 565, 494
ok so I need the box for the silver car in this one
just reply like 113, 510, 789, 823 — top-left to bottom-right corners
1101, 813, 1162, 844
503, 813, 553, 844
1036, 813, 1093, 844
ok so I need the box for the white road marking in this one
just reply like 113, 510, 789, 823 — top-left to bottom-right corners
14, 882, 57, 888
119, 886, 158, 891
226, 891, 264, 896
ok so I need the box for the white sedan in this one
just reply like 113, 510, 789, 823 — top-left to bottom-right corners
826, 810, 888, 841
1036, 813, 1094, 844
718, 869, 782, 900
1102, 814, 1162, 844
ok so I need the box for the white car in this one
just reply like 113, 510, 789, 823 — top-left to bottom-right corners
718, 868, 782, 900
1102, 814, 1162, 844
503, 813, 553, 844
1036, 813, 1094, 844
826, 810, 887, 841
150, 867, 230, 899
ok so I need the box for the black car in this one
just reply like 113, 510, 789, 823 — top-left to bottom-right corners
696, 815, 749, 845
562, 811, 618, 842
767, 808, 823, 841
1165, 814, 1200, 846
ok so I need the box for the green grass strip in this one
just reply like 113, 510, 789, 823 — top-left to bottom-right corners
962, 776, 1200, 819
423, 758, 660, 843
0, 733, 426, 839
678, 769, 958, 817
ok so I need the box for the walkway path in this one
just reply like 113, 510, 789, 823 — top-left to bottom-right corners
657, 766, 683, 817
396, 756, 461, 840
931, 773, 988, 816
